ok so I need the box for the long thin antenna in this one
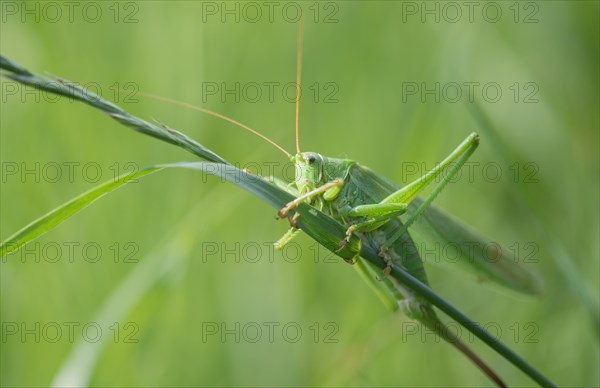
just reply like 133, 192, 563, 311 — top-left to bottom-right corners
295, 16, 304, 154
136, 91, 291, 157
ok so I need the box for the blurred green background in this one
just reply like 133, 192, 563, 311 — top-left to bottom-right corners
1, 1, 598, 386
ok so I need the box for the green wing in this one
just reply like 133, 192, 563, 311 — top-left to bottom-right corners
350, 164, 543, 295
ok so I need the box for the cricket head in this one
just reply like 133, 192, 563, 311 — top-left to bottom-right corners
291, 152, 324, 193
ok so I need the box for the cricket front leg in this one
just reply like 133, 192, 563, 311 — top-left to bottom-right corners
274, 227, 301, 250
277, 179, 344, 219
268, 175, 304, 248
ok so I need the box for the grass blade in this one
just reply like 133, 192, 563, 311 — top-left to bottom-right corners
0, 55, 228, 164
0, 167, 161, 257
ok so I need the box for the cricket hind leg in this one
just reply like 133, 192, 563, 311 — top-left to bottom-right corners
341, 133, 479, 231
382, 132, 479, 249
381, 132, 479, 207
341, 133, 479, 265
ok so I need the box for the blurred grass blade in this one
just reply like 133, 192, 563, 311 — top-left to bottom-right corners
51, 234, 191, 388
51, 188, 243, 388
469, 102, 599, 332
468, 102, 563, 219
0, 167, 162, 257
552, 242, 600, 335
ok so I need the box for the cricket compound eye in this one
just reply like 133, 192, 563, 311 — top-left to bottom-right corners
307, 155, 316, 164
